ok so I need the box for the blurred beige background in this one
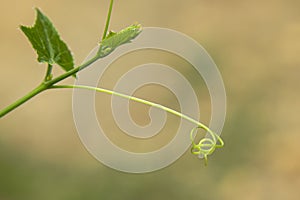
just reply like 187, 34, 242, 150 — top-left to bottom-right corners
0, 0, 300, 199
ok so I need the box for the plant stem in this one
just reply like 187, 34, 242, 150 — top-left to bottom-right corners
0, 55, 100, 118
0, 83, 47, 118
44, 64, 53, 81
102, 0, 114, 40
46, 55, 100, 85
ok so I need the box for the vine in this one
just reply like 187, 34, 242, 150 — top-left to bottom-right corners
0, 0, 224, 165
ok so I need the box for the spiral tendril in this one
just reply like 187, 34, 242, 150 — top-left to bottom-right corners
51, 84, 224, 166
190, 126, 224, 166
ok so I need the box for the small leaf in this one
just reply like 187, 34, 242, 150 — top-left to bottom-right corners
98, 24, 142, 57
20, 8, 74, 76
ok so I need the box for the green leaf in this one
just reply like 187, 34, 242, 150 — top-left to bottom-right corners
98, 24, 142, 57
20, 8, 74, 75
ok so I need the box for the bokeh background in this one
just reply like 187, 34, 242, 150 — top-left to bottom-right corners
1, 0, 300, 199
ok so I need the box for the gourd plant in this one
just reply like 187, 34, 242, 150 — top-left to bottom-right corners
0, 0, 224, 165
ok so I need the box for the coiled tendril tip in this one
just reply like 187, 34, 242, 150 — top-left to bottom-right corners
190, 126, 224, 166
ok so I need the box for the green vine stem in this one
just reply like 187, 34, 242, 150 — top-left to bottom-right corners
0, 55, 100, 118
0, 83, 48, 118
102, 0, 114, 40
44, 64, 53, 81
